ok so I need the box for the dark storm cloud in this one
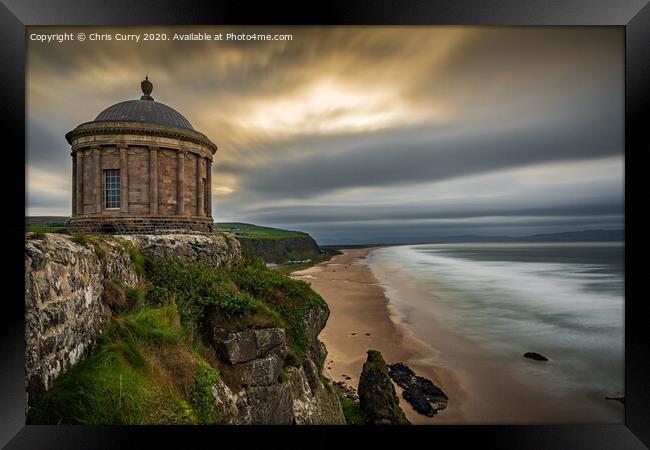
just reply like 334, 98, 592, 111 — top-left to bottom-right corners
237, 104, 621, 200
239, 200, 624, 225
26, 26, 624, 242
27, 117, 70, 171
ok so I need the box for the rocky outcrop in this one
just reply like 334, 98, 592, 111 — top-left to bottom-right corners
210, 327, 287, 387
209, 309, 345, 425
524, 352, 549, 361
24, 232, 241, 411
358, 350, 410, 425
121, 233, 240, 268
24, 233, 140, 409
238, 235, 321, 264
388, 362, 448, 417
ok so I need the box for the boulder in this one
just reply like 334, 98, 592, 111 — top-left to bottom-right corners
358, 350, 410, 425
210, 327, 286, 365
388, 362, 448, 416
523, 352, 549, 361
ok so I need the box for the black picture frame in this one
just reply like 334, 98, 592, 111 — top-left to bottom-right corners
1, 0, 647, 448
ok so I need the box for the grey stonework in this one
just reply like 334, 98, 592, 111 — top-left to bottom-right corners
24, 234, 140, 411
65, 216, 213, 234
121, 233, 240, 267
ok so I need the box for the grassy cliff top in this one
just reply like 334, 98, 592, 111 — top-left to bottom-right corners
214, 223, 308, 240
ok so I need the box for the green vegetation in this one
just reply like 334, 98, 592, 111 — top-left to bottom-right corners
227, 257, 328, 363
71, 233, 88, 245
338, 396, 365, 425
27, 305, 220, 425
188, 359, 221, 424
145, 256, 328, 364
214, 222, 307, 240
25, 224, 65, 233
145, 257, 280, 329
121, 241, 146, 276
29, 245, 330, 424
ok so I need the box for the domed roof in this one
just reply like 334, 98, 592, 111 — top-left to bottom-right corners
92, 77, 194, 130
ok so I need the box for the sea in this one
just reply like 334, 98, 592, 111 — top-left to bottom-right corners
366, 242, 624, 423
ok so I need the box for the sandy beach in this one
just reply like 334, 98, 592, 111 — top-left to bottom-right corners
292, 248, 466, 424
291, 248, 623, 424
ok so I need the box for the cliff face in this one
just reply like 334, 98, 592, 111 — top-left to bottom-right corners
121, 233, 240, 267
24, 233, 241, 411
209, 307, 344, 424
24, 232, 343, 424
238, 235, 322, 264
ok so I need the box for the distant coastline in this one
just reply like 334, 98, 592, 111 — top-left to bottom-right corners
320, 229, 624, 248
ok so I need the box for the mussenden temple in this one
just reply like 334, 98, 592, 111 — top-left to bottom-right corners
65, 77, 217, 234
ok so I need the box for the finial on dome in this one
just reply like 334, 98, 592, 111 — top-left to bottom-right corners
140, 76, 154, 101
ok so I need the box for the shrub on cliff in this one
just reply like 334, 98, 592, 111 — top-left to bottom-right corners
27, 305, 223, 425
228, 257, 329, 362
145, 257, 274, 327
144, 256, 328, 364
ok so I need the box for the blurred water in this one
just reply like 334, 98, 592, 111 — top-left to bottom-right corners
367, 243, 624, 414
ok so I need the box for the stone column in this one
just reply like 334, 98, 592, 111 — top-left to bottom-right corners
149, 146, 158, 215
92, 145, 102, 214
119, 144, 129, 213
176, 150, 185, 215
71, 153, 77, 216
206, 159, 212, 218
196, 156, 204, 216
75, 151, 84, 215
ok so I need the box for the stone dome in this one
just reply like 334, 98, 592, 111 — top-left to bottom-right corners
94, 99, 194, 130
92, 76, 194, 130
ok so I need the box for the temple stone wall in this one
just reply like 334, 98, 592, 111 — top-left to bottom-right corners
158, 149, 178, 216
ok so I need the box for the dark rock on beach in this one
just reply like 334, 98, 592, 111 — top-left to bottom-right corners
358, 350, 410, 425
388, 362, 448, 417
605, 396, 625, 405
523, 352, 549, 361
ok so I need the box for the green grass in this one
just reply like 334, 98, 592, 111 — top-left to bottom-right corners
26, 225, 65, 234
27, 305, 222, 425
338, 396, 365, 425
121, 241, 146, 276
214, 222, 307, 240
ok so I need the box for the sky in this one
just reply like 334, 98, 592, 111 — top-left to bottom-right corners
26, 26, 624, 244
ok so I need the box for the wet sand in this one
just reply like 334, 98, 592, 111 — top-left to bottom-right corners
291, 248, 623, 424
